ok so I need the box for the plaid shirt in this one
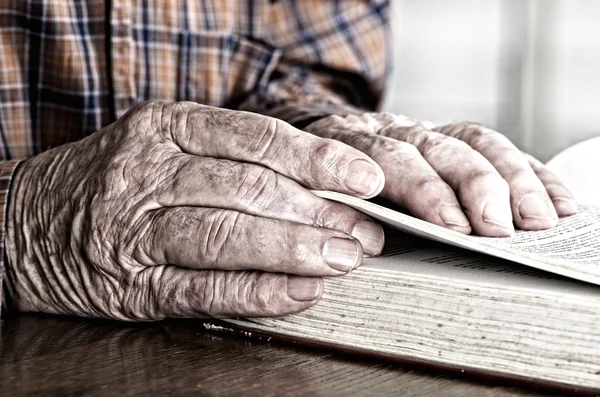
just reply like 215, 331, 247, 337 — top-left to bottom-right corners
0, 0, 389, 309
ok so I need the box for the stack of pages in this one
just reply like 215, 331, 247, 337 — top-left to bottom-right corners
218, 191, 600, 392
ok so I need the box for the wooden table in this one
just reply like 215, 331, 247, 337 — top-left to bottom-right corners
0, 314, 561, 396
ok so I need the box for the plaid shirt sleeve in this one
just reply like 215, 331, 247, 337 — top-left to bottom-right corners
239, 0, 390, 128
0, 160, 21, 311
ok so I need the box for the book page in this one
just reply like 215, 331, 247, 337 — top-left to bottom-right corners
313, 190, 600, 285
363, 233, 600, 297
477, 206, 600, 264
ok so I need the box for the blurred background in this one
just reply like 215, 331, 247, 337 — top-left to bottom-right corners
382, 0, 600, 162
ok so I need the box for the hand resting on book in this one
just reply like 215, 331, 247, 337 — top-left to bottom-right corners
4, 101, 386, 320
306, 113, 578, 237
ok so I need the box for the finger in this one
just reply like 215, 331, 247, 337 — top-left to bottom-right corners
136, 207, 365, 276
380, 142, 473, 234
139, 266, 322, 319
319, 124, 510, 236
152, 101, 385, 198
435, 123, 559, 230
377, 127, 515, 236
525, 153, 578, 216
311, 130, 472, 234
151, 155, 384, 255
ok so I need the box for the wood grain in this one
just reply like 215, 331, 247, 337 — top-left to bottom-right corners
0, 314, 560, 396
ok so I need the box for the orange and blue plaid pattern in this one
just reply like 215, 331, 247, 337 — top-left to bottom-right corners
0, 0, 389, 309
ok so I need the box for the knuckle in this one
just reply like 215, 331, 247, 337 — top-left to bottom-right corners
143, 208, 243, 269
421, 133, 469, 158
311, 202, 334, 229
168, 102, 193, 144
463, 170, 509, 193
130, 156, 175, 194
389, 139, 421, 157
311, 114, 377, 137
159, 158, 190, 194
466, 125, 487, 140
348, 113, 380, 132
234, 164, 280, 211
309, 139, 344, 181
201, 271, 223, 316
504, 167, 538, 189
205, 107, 244, 128
247, 274, 273, 315
197, 210, 243, 268
307, 199, 364, 235
134, 267, 163, 320
201, 272, 274, 317
413, 174, 450, 195
311, 114, 352, 135
132, 100, 161, 115
340, 130, 377, 150
388, 113, 420, 128
466, 125, 509, 149
121, 100, 165, 136
348, 131, 379, 148
436, 121, 470, 138
144, 210, 183, 264
374, 111, 399, 124
161, 270, 218, 318
148, 268, 225, 318
324, 114, 347, 126
282, 225, 318, 269
398, 126, 429, 142
131, 216, 159, 267
242, 273, 286, 316
244, 116, 279, 162
132, 100, 164, 120
138, 99, 161, 110
310, 201, 347, 230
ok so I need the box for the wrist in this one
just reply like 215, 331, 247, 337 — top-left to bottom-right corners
4, 157, 35, 311
4, 148, 71, 313
1, 159, 26, 312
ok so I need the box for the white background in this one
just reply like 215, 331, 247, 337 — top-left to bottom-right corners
383, 0, 600, 161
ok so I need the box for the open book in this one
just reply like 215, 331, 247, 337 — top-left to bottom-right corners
216, 191, 600, 392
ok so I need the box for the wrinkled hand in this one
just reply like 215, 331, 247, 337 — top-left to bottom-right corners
305, 113, 577, 237
5, 101, 386, 320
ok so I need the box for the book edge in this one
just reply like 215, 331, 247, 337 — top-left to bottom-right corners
203, 319, 600, 396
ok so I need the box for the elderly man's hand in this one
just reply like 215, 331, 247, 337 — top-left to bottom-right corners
5, 101, 386, 320
305, 113, 577, 237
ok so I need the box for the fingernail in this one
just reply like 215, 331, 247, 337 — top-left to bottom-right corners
439, 204, 470, 227
287, 277, 321, 301
343, 159, 383, 197
482, 201, 514, 229
322, 237, 361, 272
546, 184, 573, 201
546, 185, 578, 214
351, 220, 385, 256
518, 194, 556, 220
552, 198, 578, 216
